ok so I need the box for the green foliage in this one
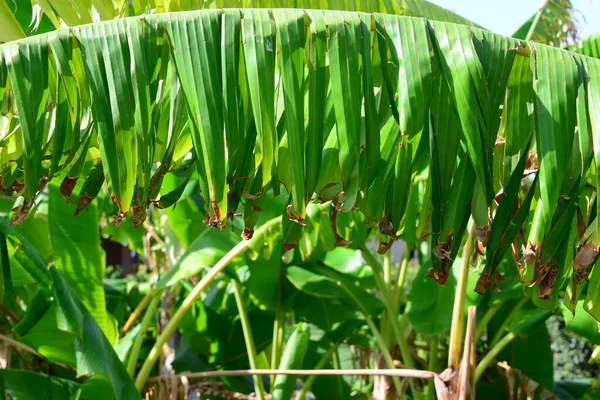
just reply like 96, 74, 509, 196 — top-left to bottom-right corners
0, 7, 599, 299
157, 227, 242, 289
48, 184, 115, 342
51, 267, 139, 399
0, 369, 81, 400
272, 323, 310, 400
1, 1, 600, 400
407, 242, 456, 335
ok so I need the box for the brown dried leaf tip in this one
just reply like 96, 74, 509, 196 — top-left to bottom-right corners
475, 272, 491, 294
377, 219, 396, 254
329, 200, 351, 248
241, 228, 254, 240
538, 262, 559, 301
286, 204, 306, 227
574, 242, 599, 284
475, 224, 489, 251
59, 176, 78, 202
518, 243, 540, 284
10, 203, 30, 225
474, 271, 503, 294
426, 267, 449, 287
131, 204, 148, 228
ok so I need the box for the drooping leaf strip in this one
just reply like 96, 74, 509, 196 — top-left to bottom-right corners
1, 9, 600, 291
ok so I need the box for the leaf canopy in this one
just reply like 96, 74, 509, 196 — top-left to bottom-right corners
0, 8, 600, 307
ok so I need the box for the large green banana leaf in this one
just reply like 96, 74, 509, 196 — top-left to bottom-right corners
1, 8, 600, 317
0, 0, 478, 43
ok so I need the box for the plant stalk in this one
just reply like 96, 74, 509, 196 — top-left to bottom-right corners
364, 255, 413, 352
331, 347, 343, 396
335, 279, 404, 396
526, 205, 545, 249
0, 231, 10, 303
365, 316, 406, 397
474, 332, 517, 383
381, 251, 393, 346
489, 296, 528, 348
134, 216, 281, 391
362, 248, 422, 400
392, 246, 411, 310
448, 223, 476, 369
147, 367, 438, 382
270, 267, 284, 387
425, 335, 439, 400
295, 342, 339, 400
383, 251, 392, 285
232, 280, 267, 400
122, 289, 154, 335
458, 306, 477, 400
474, 300, 504, 341
127, 292, 162, 377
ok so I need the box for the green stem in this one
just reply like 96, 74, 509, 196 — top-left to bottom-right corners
392, 246, 411, 312
232, 280, 267, 400
363, 248, 422, 400
122, 288, 154, 335
474, 300, 504, 341
396, 315, 416, 371
134, 216, 281, 391
331, 349, 343, 396
364, 253, 410, 358
489, 297, 528, 348
336, 279, 404, 397
448, 223, 476, 369
127, 292, 162, 377
295, 342, 339, 400
260, 352, 270, 369
474, 332, 517, 383
0, 231, 11, 303
381, 252, 392, 345
383, 251, 392, 285
381, 251, 394, 345
365, 316, 404, 396
527, 203, 545, 247
270, 269, 284, 387
380, 309, 389, 346
426, 335, 439, 400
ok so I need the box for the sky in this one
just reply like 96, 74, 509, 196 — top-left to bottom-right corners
429, 0, 600, 39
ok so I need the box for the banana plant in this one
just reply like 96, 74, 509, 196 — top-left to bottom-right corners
1, 4, 600, 301
1, 0, 600, 399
